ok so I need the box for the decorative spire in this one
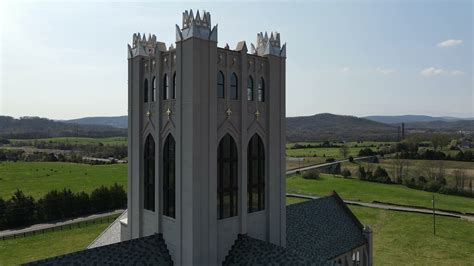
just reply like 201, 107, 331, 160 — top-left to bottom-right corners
128, 32, 165, 58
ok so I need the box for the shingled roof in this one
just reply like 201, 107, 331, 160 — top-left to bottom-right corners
25, 233, 172, 266
223, 234, 321, 265
26, 193, 367, 265
286, 193, 367, 261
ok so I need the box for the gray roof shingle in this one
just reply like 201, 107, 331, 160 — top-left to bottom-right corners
24, 233, 172, 266
286, 193, 367, 261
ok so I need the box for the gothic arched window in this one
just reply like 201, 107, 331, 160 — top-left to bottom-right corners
217, 71, 225, 99
217, 134, 238, 219
247, 134, 265, 213
144, 79, 149, 103
247, 76, 254, 101
152, 77, 156, 102
144, 134, 155, 211
258, 77, 265, 102
230, 73, 238, 100
163, 74, 169, 100
163, 134, 176, 218
172, 72, 177, 99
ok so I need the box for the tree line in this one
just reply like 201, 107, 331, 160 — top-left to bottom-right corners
0, 184, 126, 230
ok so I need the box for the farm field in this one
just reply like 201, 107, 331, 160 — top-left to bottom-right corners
286, 157, 327, 170
341, 159, 474, 188
286, 173, 474, 214
0, 162, 127, 199
0, 216, 117, 265
8, 137, 127, 146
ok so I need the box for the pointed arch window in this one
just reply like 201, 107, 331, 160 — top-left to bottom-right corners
152, 77, 156, 102
144, 79, 149, 103
248, 134, 265, 213
217, 71, 225, 99
172, 72, 177, 99
217, 134, 238, 219
163, 134, 176, 218
163, 74, 169, 100
144, 134, 155, 211
247, 76, 254, 101
258, 77, 265, 102
230, 73, 238, 100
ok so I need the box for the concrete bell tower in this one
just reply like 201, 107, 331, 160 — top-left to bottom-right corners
124, 9, 287, 265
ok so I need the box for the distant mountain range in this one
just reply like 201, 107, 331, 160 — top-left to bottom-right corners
287, 113, 398, 141
363, 115, 473, 124
65, 116, 128, 129
1, 113, 472, 141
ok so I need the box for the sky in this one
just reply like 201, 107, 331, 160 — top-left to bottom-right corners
0, 0, 472, 120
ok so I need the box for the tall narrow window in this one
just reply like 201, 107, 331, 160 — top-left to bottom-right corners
144, 134, 155, 211
217, 71, 225, 99
163, 74, 169, 100
217, 134, 238, 219
258, 77, 265, 102
247, 76, 254, 101
230, 73, 238, 100
144, 79, 149, 103
163, 134, 176, 218
152, 77, 156, 102
247, 134, 265, 213
172, 72, 177, 99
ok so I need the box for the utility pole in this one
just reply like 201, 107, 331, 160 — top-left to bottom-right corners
432, 195, 436, 236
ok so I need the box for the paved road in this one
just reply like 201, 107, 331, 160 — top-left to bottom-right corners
0, 210, 124, 239
286, 156, 377, 175
287, 193, 474, 222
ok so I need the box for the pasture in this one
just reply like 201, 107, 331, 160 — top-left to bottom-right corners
0, 162, 127, 199
8, 137, 127, 146
286, 173, 474, 214
0, 216, 117, 265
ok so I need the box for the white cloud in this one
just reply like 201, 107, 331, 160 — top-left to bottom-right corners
341, 66, 351, 73
376, 67, 396, 75
437, 39, 463, 48
421, 67, 465, 77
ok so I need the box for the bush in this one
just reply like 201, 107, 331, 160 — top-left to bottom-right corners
358, 148, 375, 157
302, 171, 320, 180
325, 158, 335, 163
3, 190, 36, 228
357, 166, 367, 180
341, 168, 351, 178
348, 156, 354, 162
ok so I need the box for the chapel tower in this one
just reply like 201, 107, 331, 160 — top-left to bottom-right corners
124, 9, 286, 265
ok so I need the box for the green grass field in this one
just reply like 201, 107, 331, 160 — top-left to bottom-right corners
8, 137, 127, 146
0, 162, 127, 199
287, 173, 474, 214
0, 217, 115, 265
286, 146, 361, 159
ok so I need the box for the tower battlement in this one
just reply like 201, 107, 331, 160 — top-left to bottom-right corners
252, 31, 286, 57
176, 9, 217, 42
128, 33, 166, 58
182, 9, 211, 29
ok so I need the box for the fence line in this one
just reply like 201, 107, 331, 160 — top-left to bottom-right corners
0, 215, 117, 241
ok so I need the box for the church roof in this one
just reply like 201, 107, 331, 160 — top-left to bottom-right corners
26, 193, 366, 265
286, 193, 367, 261
25, 233, 172, 266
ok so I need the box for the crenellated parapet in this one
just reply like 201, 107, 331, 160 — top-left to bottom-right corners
176, 9, 218, 42
128, 33, 166, 59
251, 32, 286, 58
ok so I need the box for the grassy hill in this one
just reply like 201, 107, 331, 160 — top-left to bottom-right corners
0, 116, 126, 139
65, 116, 128, 129
286, 113, 399, 142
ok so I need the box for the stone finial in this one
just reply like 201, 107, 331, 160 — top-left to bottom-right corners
176, 9, 217, 42
253, 31, 286, 57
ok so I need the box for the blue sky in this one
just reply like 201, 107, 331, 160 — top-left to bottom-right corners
0, 0, 472, 119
